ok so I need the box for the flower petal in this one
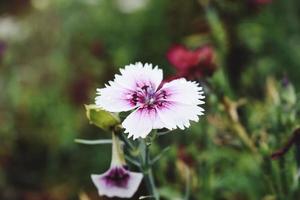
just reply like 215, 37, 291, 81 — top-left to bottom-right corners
155, 78, 205, 130
95, 82, 136, 112
161, 78, 205, 105
122, 108, 164, 139
91, 168, 143, 198
95, 62, 163, 113
157, 101, 204, 130
114, 62, 163, 91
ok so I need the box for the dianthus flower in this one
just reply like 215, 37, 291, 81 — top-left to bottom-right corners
96, 62, 205, 139
91, 133, 143, 198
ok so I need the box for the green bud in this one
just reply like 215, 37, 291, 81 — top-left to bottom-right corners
85, 104, 120, 132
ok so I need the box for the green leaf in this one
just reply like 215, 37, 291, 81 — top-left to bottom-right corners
85, 104, 120, 132
74, 139, 112, 145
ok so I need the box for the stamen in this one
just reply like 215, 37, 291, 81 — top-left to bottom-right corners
129, 84, 168, 108
141, 85, 149, 91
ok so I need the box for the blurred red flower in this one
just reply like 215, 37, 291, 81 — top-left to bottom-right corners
166, 44, 216, 80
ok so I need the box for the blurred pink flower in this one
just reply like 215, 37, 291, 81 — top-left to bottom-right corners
91, 133, 143, 198
95, 62, 205, 139
166, 44, 216, 80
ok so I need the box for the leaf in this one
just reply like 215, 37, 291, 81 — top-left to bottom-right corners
139, 195, 155, 199
125, 155, 141, 167
74, 139, 112, 145
85, 104, 120, 132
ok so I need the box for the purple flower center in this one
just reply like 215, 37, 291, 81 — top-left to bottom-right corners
102, 166, 130, 188
129, 84, 168, 109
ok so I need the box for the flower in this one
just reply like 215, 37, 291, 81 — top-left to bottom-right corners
166, 44, 216, 79
95, 62, 205, 139
91, 133, 143, 198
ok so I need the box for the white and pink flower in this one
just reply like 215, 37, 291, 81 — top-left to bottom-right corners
91, 133, 143, 198
95, 62, 205, 139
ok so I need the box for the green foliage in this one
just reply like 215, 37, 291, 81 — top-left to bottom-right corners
1, 0, 300, 199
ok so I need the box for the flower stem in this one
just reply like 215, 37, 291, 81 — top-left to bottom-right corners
145, 167, 159, 200
139, 139, 160, 200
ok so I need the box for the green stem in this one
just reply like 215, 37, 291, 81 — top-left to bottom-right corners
119, 133, 135, 150
139, 139, 160, 200
145, 167, 159, 200
232, 122, 257, 153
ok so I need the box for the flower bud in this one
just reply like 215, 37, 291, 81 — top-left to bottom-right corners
85, 104, 120, 132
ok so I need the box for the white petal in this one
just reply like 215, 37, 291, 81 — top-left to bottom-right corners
95, 62, 163, 113
161, 78, 205, 105
91, 170, 143, 198
157, 102, 204, 130
95, 82, 136, 112
122, 108, 164, 139
114, 62, 163, 91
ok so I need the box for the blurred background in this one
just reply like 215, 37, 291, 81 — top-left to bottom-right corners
1, 0, 300, 199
